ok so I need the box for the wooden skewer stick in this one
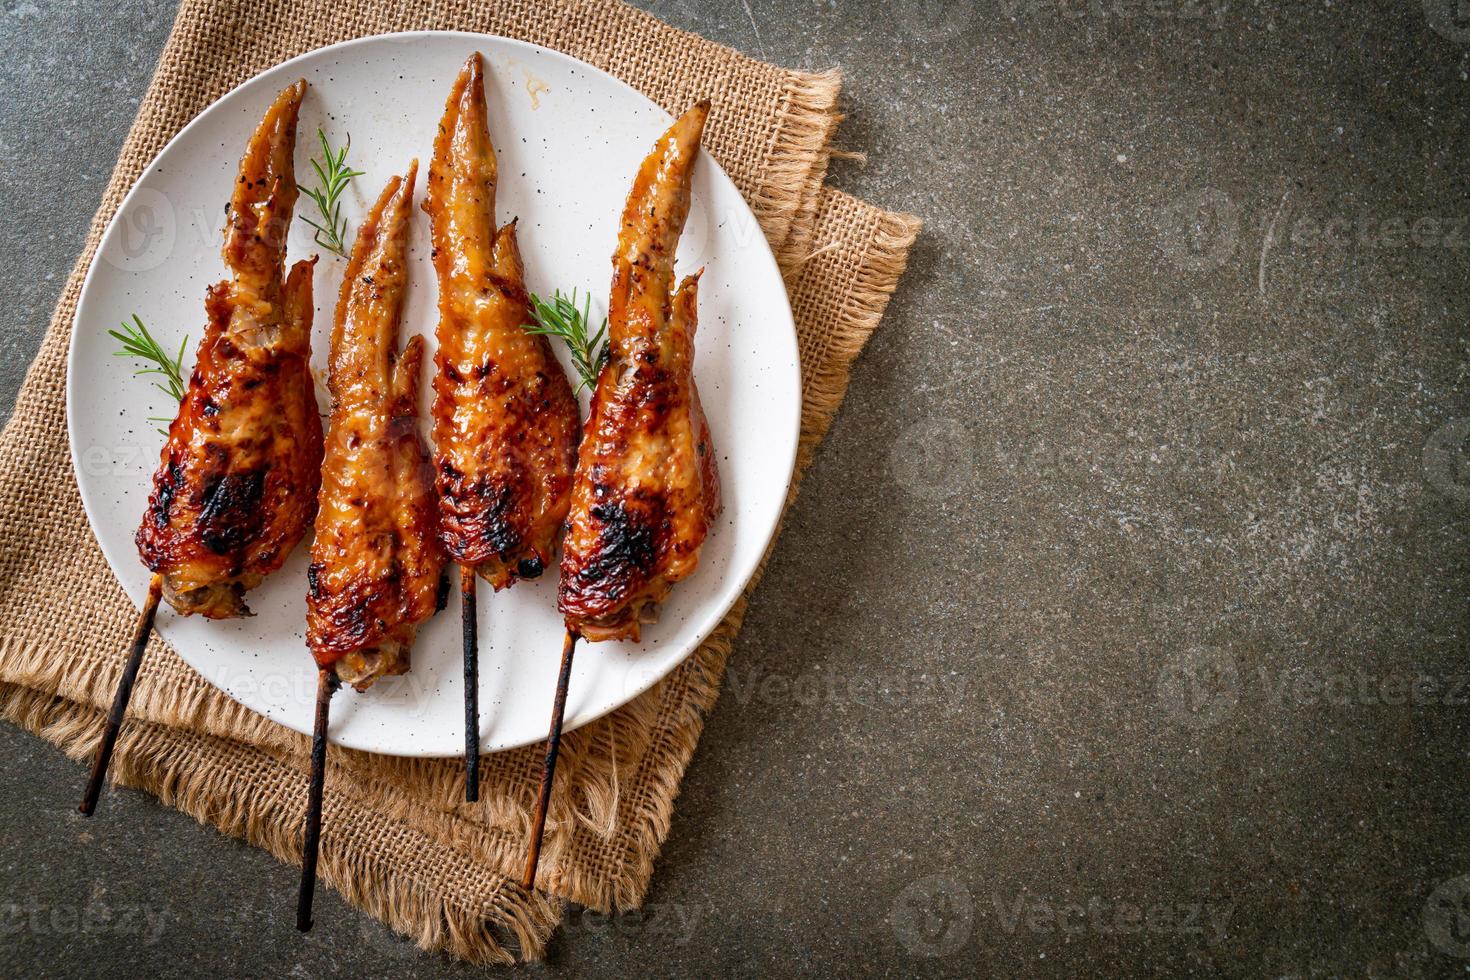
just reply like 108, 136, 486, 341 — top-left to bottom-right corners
296, 668, 339, 932
461, 564, 480, 803
522, 630, 579, 890
79, 573, 164, 816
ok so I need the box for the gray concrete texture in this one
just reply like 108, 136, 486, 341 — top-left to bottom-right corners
2, 0, 1467, 975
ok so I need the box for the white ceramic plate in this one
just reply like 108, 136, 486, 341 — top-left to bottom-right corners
67, 32, 799, 756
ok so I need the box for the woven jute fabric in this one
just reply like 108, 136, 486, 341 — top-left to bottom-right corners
0, 0, 919, 963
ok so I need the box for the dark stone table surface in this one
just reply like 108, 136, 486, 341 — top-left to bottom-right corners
2, 1, 1466, 975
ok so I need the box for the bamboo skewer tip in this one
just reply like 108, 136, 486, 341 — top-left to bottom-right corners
296, 668, 338, 932
79, 573, 164, 816
522, 630, 579, 891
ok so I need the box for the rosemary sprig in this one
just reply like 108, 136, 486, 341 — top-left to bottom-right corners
524, 289, 609, 393
298, 128, 363, 258
109, 314, 188, 435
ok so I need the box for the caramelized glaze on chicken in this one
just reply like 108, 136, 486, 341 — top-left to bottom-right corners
134, 81, 323, 619
306, 164, 446, 689
558, 103, 721, 642
424, 54, 580, 589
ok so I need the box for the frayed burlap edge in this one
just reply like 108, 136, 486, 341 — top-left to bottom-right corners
797, 207, 925, 456
754, 68, 842, 272
0, 681, 562, 963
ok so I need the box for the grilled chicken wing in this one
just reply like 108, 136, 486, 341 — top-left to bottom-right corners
424, 53, 580, 589
558, 103, 721, 642
134, 81, 323, 619
306, 164, 446, 690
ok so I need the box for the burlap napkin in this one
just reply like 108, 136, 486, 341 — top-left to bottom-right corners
0, 0, 918, 963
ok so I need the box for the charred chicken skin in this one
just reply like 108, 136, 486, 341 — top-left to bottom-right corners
424, 53, 580, 589
558, 103, 721, 642
306, 163, 446, 690
134, 80, 323, 619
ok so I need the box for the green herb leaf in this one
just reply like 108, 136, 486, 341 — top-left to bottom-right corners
297, 128, 364, 258
108, 314, 188, 436
523, 289, 609, 394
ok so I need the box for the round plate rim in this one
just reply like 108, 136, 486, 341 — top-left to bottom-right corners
65, 30, 801, 756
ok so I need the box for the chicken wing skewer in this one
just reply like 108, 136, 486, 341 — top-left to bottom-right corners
424, 54, 580, 801
299, 163, 446, 930
523, 102, 720, 889
81, 81, 322, 815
